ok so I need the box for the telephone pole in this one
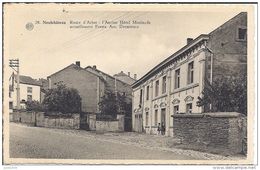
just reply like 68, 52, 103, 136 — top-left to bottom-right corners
9, 59, 20, 110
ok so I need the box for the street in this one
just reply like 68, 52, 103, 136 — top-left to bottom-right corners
9, 123, 229, 160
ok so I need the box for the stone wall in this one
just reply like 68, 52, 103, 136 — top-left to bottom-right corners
96, 115, 125, 132
10, 112, 80, 129
172, 112, 246, 155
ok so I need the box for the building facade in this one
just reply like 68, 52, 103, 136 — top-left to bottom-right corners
9, 74, 41, 111
132, 12, 247, 136
48, 62, 133, 114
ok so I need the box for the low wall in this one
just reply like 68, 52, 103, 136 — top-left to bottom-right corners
10, 112, 80, 130
96, 115, 125, 132
172, 112, 246, 155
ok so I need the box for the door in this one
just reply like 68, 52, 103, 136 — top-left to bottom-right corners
161, 108, 166, 135
134, 114, 143, 132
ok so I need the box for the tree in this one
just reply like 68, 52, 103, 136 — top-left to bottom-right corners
43, 84, 81, 114
26, 100, 45, 112
99, 91, 118, 118
99, 90, 132, 119
197, 73, 247, 115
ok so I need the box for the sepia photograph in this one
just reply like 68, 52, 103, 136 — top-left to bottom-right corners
2, 2, 257, 166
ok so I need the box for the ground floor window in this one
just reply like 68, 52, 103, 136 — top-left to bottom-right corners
154, 110, 158, 126
186, 103, 192, 113
9, 102, 13, 109
174, 105, 179, 114
145, 112, 149, 126
27, 95, 32, 102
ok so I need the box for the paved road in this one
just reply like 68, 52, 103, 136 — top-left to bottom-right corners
9, 123, 198, 160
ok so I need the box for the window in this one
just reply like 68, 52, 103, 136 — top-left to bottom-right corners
186, 103, 192, 113
146, 86, 149, 100
145, 112, 149, 126
27, 95, 32, 102
155, 80, 159, 97
237, 27, 247, 41
188, 61, 194, 84
174, 105, 179, 114
9, 102, 13, 109
139, 89, 143, 105
154, 110, 158, 126
27, 87, 32, 93
162, 76, 167, 94
175, 69, 180, 89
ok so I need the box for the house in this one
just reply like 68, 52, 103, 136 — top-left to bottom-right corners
85, 66, 133, 103
113, 71, 137, 85
37, 78, 49, 103
47, 62, 105, 113
48, 62, 133, 114
47, 62, 133, 131
131, 12, 247, 136
9, 74, 41, 112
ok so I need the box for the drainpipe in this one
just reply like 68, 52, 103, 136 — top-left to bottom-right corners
205, 45, 213, 111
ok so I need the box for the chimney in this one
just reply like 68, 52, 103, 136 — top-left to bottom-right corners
187, 38, 193, 45
76, 61, 80, 67
128, 72, 130, 77
134, 74, 137, 80
93, 65, 96, 69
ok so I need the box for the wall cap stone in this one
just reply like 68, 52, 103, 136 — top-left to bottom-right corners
171, 112, 243, 118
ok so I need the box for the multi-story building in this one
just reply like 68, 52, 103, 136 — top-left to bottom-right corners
47, 62, 132, 114
9, 74, 41, 112
132, 12, 247, 136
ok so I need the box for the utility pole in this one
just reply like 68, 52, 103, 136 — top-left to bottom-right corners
114, 76, 119, 113
9, 59, 20, 110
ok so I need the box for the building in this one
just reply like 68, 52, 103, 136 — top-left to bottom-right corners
113, 71, 137, 85
9, 74, 41, 111
131, 12, 247, 136
47, 62, 132, 114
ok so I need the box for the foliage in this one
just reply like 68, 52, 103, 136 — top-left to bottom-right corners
99, 90, 132, 119
42, 84, 81, 114
197, 73, 247, 115
26, 100, 45, 112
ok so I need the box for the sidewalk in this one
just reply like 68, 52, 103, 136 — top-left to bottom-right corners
16, 123, 246, 160
53, 128, 245, 160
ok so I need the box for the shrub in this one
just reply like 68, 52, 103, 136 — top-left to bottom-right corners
43, 84, 81, 114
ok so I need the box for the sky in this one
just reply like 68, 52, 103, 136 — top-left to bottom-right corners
4, 4, 249, 80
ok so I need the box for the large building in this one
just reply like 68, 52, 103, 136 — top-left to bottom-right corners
9, 74, 41, 111
47, 62, 132, 114
131, 12, 247, 136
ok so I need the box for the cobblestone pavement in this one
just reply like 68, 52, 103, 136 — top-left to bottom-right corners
10, 123, 245, 160
54, 129, 245, 160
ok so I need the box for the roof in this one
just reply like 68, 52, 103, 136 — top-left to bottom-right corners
47, 63, 104, 80
132, 34, 209, 88
115, 71, 128, 77
85, 66, 131, 86
14, 75, 41, 86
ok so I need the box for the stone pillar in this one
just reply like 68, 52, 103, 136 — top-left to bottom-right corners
198, 52, 206, 113
166, 69, 172, 136
149, 80, 153, 134
140, 85, 145, 132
